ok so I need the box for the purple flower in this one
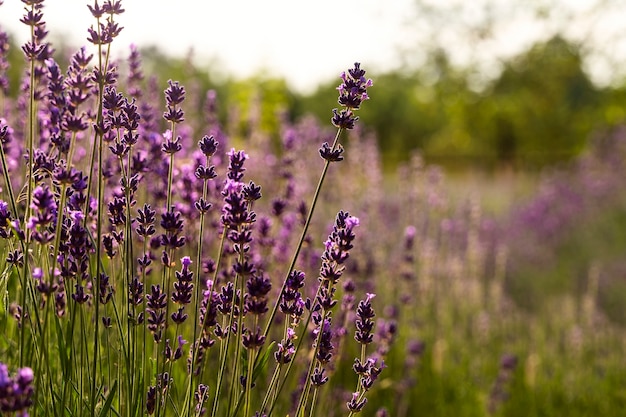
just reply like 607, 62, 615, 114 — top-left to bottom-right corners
0, 363, 35, 414
226, 148, 249, 182
198, 135, 218, 157
0, 27, 10, 95
330, 63, 372, 130
163, 80, 185, 123
355, 293, 375, 345
310, 367, 328, 387
318, 211, 359, 285
0, 200, 12, 239
161, 133, 182, 154
245, 273, 271, 315
164, 80, 185, 106
171, 257, 194, 313
147, 284, 167, 342
103, 0, 125, 15
330, 109, 357, 131
319, 141, 345, 162
347, 392, 367, 413
279, 269, 305, 318
27, 185, 57, 243
159, 208, 185, 251
136, 203, 156, 238
146, 385, 156, 414
164, 335, 187, 362
242, 326, 266, 349
337, 63, 372, 110
274, 336, 296, 364
315, 318, 334, 363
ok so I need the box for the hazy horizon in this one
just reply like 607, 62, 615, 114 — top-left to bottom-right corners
1, 0, 624, 92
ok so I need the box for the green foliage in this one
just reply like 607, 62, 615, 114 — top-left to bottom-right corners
475, 36, 600, 165
0, 28, 620, 169
505, 194, 626, 322
294, 36, 613, 169
224, 75, 295, 143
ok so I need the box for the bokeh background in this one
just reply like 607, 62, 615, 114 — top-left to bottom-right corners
2, 0, 626, 168
2, 1, 626, 415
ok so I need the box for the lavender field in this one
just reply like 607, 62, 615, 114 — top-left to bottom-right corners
1, 1, 625, 417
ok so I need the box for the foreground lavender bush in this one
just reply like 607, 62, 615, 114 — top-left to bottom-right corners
3, 2, 626, 417
0, 1, 389, 416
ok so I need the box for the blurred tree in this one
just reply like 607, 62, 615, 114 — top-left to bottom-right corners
295, 36, 605, 168
467, 36, 602, 166
224, 75, 294, 144
2, 2, 624, 169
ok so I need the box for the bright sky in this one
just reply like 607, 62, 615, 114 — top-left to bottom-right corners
0, 0, 625, 92
0, 0, 416, 92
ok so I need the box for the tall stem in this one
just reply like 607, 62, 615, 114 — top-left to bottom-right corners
262, 127, 343, 339
20, 4, 37, 368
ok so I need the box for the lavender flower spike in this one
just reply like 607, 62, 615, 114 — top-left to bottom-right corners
331, 62, 373, 130
0, 363, 35, 415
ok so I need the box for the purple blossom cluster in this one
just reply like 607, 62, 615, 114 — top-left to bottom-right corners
331, 62, 373, 131
0, 1, 413, 416
503, 128, 626, 300
4, 1, 626, 414
0, 363, 34, 416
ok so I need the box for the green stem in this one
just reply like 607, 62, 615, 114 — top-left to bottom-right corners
262, 128, 343, 339
243, 313, 260, 417
244, 345, 257, 417
156, 120, 177, 417
184, 154, 211, 417
226, 246, 246, 417
210, 305, 235, 417
259, 362, 281, 414
356, 343, 366, 393
208, 227, 235, 417
0, 144, 23, 252
294, 307, 329, 417
265, 282, 322, 417
20, 4, 38, 369
308, 386, 320, 417
89, 20, 111, 416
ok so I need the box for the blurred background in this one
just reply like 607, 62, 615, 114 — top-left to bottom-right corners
2, 2, 626, 414
2, 0, 626, 169
2, 0, 626, 308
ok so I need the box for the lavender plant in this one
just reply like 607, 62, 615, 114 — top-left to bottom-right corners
3, 2, 626, 417
0, 2, 389, 417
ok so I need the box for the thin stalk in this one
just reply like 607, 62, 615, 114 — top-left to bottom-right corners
266, 285, 322, 417
157, 119, 177, 417
243, 312, 260, 417
89, 24, 112, 417
118, 140, 136, 415
258, 317, 289, 413
165, 123, 176, 210
309, 386, 321, 417
0, 145, 23, 251
226, 248, 246, 417
20, 5, 38, 368
140, 236, 149, 416
184, 154, 211, 417
259, 362, 281, 414
48, 131, 78, 294
262, 127, 343, 339
90, 87, 104, 417
210, 310, 234, 417
208, 228, 236, 417
60, 287, 80, 414
294, 308, 330, 417
197, 224, 226, 385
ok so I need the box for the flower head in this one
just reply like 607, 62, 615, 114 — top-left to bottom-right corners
331, 62, 372, 129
